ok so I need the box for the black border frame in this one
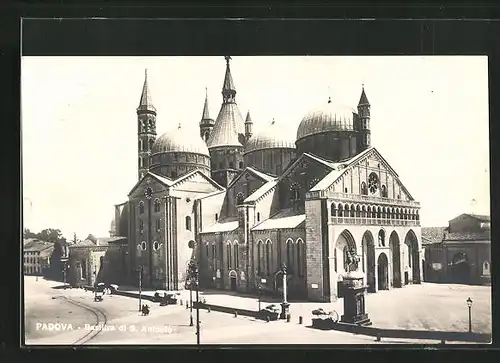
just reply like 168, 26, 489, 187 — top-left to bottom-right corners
2, 3, 499, 361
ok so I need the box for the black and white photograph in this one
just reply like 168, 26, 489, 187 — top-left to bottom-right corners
22, 54, 491, 345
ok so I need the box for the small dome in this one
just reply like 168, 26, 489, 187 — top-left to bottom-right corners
245, 119, 296, 153
297, 100, 356, 140
152, 124, 210, 156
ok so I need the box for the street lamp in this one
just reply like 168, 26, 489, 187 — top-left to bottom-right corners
93, 267, 97, 301
138, 266, 143, 312
187, 260, 200, 344
466, 297, 473, 332
280, 263, 290, 319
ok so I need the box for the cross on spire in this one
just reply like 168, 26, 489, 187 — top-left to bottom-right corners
225, 55, 232, 65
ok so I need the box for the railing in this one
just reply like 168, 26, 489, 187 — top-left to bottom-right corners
307, 190, 420, 208
330, 217, 420, 227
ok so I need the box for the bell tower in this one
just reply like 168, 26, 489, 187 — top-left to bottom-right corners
137, 69, 157, 180
199, 87, 215, 143
357, 84, 371, 152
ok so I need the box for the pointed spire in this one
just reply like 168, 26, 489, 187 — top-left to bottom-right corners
137, 68, 156, 113
358, 84, 370, 106
245, 111, 253, 123
222, 56, 236, 103
201, 87, 213, 121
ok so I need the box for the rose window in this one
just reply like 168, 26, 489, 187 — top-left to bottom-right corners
368, 173, 379, 194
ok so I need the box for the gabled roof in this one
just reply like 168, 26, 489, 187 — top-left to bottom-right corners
244, 179, 278, 203
201, 217, 239, 234
24, 241, 54, 252
227, 167, 275, 189
277, 152, 336, 185
127, 172, 173, 197
169, 169, 225, 191
460, 213, 490, 222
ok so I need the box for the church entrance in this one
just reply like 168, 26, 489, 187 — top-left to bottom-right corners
377, 253, 389, 290
229, 270, 237, 291
404, 230, 421, 284
450, 252, 471, 284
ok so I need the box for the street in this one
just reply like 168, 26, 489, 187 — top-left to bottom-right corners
23, 277, 491, 345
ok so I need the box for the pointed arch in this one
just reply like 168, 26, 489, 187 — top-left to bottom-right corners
226, 241, 232, 270
256, 240, 264, 276
266, 240, 272, 275
389, 231, 401, 288
233, 242, 239, 268
356, 205, 361, 217
338, 203, 344, 217
404, 229, 420, 284
361, 205, 367, 218
361, 230, 376, 292
331, 203, 337, 217
336, 229, 357, 273
296, 238, 305, 277
350, 204, 355, 217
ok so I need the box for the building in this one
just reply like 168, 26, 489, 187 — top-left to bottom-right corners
424, 214, 491, 285
23, 239, 54, 276
112, 56, 422, 302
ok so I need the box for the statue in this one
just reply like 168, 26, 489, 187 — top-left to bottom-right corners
346, 248, 360, 272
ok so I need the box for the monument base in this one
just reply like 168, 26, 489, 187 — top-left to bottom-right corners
340, 313, 372, 326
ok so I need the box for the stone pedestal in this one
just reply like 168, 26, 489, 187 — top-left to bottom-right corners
280, 302, 290, 320
340, 272, 372, 326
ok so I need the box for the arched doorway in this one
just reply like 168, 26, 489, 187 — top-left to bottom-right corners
404, 230, 421, 284
229, 270, 237, 291
361, 231, 376, 293
450, 252, 470, 283
336, 230, 357, 298
377, 253, 389, 290
389, 231, 402, 288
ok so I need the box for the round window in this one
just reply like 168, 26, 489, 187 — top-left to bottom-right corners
153, 241, 160, 251
368, 173, 379, 194
140, 241, 147, 251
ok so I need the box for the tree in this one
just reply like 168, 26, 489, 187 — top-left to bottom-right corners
71, 232, 79, 244
23, 228, 37, 239
85, 234, 97, 243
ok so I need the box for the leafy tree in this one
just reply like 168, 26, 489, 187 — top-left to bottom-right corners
85, 234, 97, 243
71, 232, 79, 244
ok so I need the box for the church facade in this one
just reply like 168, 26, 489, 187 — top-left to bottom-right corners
112, 56, 422, 302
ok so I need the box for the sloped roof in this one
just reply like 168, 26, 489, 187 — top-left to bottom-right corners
252, 209, 305, 231
277, 152, 336, 187
358, 87, 370, 106
207, 102, 244, 148
73, 239, 96, 247
244, 179, 278, 203
202, 218, 239, 233
422, 227, 447, 245
444, 230, 491, 241
24, 241, 54, 252
463, 213, 490, 222
227, 167, 275, 189
201, 90, 213, 122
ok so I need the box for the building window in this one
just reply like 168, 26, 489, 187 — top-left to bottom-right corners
257, 212, 260, 222
227, 243, 232, 270
239, 161, 244, 169
154, 199, 161, 212
286, 240, 293, 269
257, 242, 262, 275
234, 243, 239, 268
149, 139, 154, 150
141, 241, 147, 251
483, 261, 490, 275
215, 213, 218, 221
152, 241, 160, 251
139, 201, 144, 214
290, 182, 300, 201
381, 185, 388, 198
297, 239, 304, 277
156, 219, 161, 232
368, 173, 379, 194
185, 216, 192, 231
139, 157, 143, 168
361, 182, 368, 195
206, 244, 210, 258
266, 241, 272, 276
331, 204, 337, 217
139, 140, 143, 151
378, 230, 386, 247
139, 220, 144, 233
236, 192, 244, 205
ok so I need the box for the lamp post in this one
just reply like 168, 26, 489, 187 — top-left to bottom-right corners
258, 278, 266, 311
188, 260, 200, 344
280, 263, 290, 319
138, 266, 143, 312
466, 297, 473, 332
93, 267, 97, 301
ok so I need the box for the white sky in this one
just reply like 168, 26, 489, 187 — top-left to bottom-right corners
21, 56, 490, 240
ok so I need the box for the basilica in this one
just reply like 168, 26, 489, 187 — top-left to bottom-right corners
112, 56, 422, 302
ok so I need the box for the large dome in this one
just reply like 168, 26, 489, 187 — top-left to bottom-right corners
152, 124, 210, 156
297, 100, 356, 141
245, 119, 296, 153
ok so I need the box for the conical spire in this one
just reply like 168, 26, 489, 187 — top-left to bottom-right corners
201, 87, 212, 121
245, 111, 252, 123
222, 56, 236, 103
358, 84, 370, 106
137, 69, 156, 113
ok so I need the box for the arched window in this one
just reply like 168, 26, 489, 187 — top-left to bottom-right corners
360, 182, 368, 195
286, 239, 293, 269
239, 161, 244, 169
236, 192, 244, 205
483, 261, 490, 275
234, 243, 239, 268
227, 243, 232, 270
139, 220, 144, 232
350, 205, 355, 217
290, 182, 300, 201
257, 242, 262, 275
257, 212, 260, 222
205, 244, 210, 258
149, 139, 154, 150
331, 203, 337, 217
266, 242, 272, 276
139, 201, 144, 214
156, 218, 161, 232
297, 239, 304, 277
338, 204, 343, 217
138, 140, 143, 151
153, 241, 160, 251
139, 157, 143, 168
185, 216, 192, 231
154, 199, 161, 212
140, 241, 147, 251
215, 213, 218, 221
378, 230, 385, 247
381, 185, 388, 198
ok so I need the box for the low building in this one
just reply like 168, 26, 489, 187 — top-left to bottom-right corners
423, 214, 490, 285
23, 239, 54, 276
